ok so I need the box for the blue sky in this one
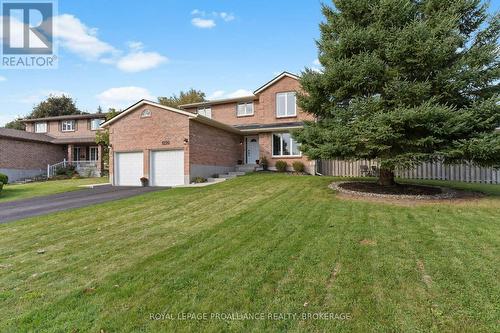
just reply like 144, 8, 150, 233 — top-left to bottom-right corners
0, 0, 498, 125
0, 0, 323, 125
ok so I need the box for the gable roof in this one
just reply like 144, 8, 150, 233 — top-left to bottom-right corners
253, 71, 299, 94
0, 127, 53, 143
179, 95, 257, 109
100, 100, 196, 128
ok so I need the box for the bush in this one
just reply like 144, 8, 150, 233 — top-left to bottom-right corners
292, 161, 305, 173
55, 165, 76, 177
0, 182, 3, 193
275, 160, 288, 172
0, 173, 8, 185
194, 176, 207, 183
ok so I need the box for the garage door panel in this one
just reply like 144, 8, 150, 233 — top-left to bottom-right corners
115, 152, 143, 186
151, 150, 184, 186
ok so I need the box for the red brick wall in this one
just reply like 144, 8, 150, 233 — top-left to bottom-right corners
108, 105, 190, 181
26, 118, 103, 139
184, 76, 314, 126
258, 133, 314, 174
0, 138, 65, 169
189, 121, 243, 167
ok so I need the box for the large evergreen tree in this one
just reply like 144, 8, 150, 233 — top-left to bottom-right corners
295, 0, 500, 185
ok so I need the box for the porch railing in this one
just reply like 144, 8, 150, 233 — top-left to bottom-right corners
47, 159, 99, 178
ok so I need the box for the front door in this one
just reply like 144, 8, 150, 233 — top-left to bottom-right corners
245, 136, 259, 164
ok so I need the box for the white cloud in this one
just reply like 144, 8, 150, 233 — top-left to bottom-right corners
208, 89, 253, 100
207, 90, 226, 100
127, 41, 144, 51
97, 87, 154, 109
191, 17, 216, 29
116, 51, 168, 73
219, 12, 235, 22
53, 14, 116, 60
0, 76, 6, 82
190, 9, 235, 28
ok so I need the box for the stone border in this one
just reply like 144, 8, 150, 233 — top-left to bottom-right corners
329, 181, 461, 200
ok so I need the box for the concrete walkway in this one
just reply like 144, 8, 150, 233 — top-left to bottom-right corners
0, 185, 163, 224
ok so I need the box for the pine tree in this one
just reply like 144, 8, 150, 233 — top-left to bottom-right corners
295, 0, 500, 185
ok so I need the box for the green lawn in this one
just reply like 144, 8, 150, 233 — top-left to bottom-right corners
0, 177, 108, 203
0, 174, 498, 332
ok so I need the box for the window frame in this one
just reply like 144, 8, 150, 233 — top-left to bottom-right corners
197, 106, 212, 119
61, 120, 75, 132
34, 122, 47, 133
272, 132, 301, 157
275, 91, 297, 118
141, 109, 152, 118
90, 118, 104, 131
236, 102, 254, 117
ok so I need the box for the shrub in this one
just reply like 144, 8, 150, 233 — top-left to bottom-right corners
55, 165, 76, 177
292, 161, 305, 173
0, 173, 8, 185
260, 156, 269, 171
194, 176, 207, 183
275, 160, 288, 172
0, 182, 3, 193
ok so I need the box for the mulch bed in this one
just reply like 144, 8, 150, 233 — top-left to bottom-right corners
329, 181, 484, 203
339, 182, 442, 196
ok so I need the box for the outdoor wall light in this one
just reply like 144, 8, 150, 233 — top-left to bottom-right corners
184, 138, 189, 144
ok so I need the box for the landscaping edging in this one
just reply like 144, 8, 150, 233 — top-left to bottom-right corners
329, 181, 462, 200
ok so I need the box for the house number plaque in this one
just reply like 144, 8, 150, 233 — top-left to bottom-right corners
161, 140, 170, 145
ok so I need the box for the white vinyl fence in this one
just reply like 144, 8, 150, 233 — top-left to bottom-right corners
317, 159, 500, 184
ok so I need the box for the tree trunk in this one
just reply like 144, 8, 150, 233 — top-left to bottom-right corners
378, 168, 395, 186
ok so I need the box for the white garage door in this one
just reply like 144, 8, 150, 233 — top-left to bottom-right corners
150, 150, 184, 186
114, 152, 144, 186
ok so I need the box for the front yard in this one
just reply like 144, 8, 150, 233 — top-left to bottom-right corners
0, 177, 108, 203
0, 173, 498, 332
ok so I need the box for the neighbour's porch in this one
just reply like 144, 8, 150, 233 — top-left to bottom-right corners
66, 144, 103, 177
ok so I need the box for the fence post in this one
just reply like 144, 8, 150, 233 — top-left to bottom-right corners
47, 164, 50, 179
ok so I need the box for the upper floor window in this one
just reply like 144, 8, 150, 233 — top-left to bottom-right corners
141, 109, 152, 118
237, 102, 254, 117
198, 107, 212, 118
90, 118, 104, 130
276, 92, 296, 118
35, 122, 47, 133
61, 120, 75, 132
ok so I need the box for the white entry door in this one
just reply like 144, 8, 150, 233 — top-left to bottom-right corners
150, 150, 185, 186
245, 136, 259, 164
114, 152, 143, 186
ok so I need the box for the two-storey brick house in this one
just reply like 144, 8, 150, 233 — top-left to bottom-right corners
101, 72, 316, 186
0, 113, 106, 182
23, 113, 107, 165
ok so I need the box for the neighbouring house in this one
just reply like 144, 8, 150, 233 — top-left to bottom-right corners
101, 72, 315, 186
0, 113, 107, 182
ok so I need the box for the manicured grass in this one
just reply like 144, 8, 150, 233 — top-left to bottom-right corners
0, 177, 108, 203
0, 174, 498, 332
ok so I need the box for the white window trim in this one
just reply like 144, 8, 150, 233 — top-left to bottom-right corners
61, 120, 75, 132
237, 102, 254, 117
272, 132, 302, 157
35, 122, 47, 133
197, 106, 212, 118
276, 92, 297, 118
90, 118, 104, 131
89, 146, 99, 161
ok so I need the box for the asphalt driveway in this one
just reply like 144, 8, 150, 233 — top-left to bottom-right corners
0, 185, 163, 224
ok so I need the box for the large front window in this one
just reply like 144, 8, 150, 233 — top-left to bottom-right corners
35, 122, 47, 133
61, 120, 75, 132
197, 107, 212, 118
276, 92, 296, 117
272, 132, 301, 157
